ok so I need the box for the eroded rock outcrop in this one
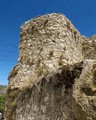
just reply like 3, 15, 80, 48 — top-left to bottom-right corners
5, 13, 96, 120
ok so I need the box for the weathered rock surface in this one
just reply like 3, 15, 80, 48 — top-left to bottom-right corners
82, 35, 96, 59
4, 13, 96, 120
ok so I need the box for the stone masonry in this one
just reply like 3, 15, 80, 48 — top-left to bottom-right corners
4, 13, 96, 120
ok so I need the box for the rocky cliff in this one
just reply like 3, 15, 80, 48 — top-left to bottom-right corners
5, 13, 96, 120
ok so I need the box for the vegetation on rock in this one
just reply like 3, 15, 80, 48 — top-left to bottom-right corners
0, 94, 6, 113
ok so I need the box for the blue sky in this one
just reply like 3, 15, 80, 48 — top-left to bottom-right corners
0, 0, 96, 85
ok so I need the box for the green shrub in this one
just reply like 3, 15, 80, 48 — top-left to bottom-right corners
0, 94, 6, 113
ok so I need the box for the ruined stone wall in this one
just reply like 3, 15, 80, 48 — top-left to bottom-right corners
8, 13, 83, 89
82, 35, 96, 59
5, 13, 96, 120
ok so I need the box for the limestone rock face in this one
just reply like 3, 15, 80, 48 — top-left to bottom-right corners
73, 60, 96, 120
4, 13, 96, 120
